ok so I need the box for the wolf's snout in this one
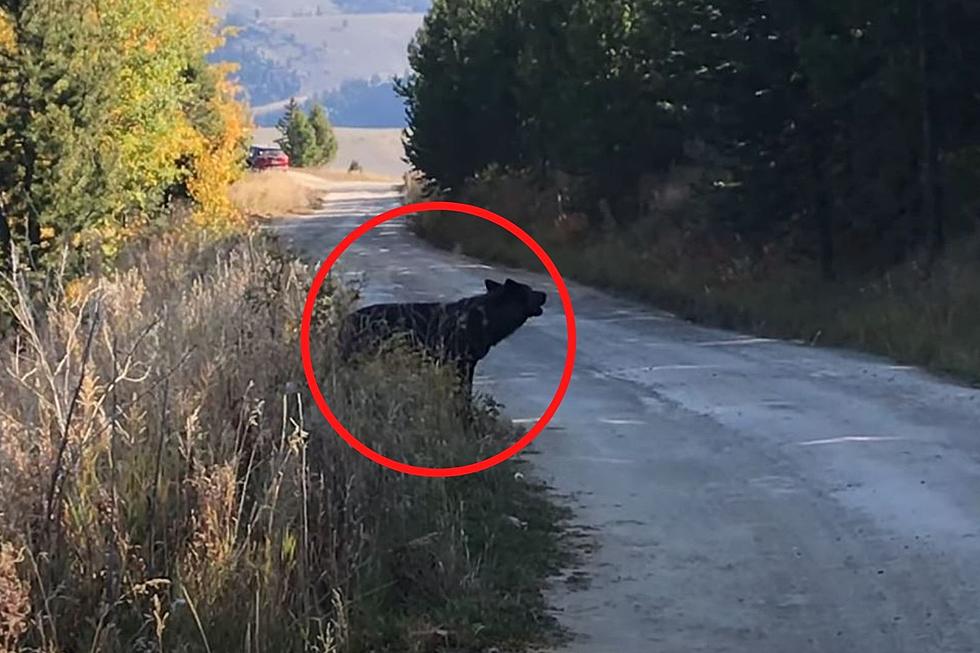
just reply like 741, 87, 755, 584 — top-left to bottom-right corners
531, 291, 547, 316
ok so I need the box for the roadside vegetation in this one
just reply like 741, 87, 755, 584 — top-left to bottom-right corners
230, 169, 324, 217
399, 0, 980, 385
0, 1, 569, 651
0, 225, 568, 652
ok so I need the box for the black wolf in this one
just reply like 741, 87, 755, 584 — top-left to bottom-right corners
338, 278, 547, 397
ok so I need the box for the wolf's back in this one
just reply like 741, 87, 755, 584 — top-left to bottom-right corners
337, 302, 445, 361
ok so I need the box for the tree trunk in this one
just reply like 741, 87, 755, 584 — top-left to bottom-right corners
0, 195, 11, 273
810, 135, 835, 281
23, 156, 41, 269
14, 64, 41, 269
918, 0, 945, 268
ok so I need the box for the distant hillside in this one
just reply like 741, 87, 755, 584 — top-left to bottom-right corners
334, 0, 428, 10
256, 13, 422, 91
211, 9, 422, 127
251, 78, 405, 128
227, 0, 429, 17
211, 21, 302, 107
315, 78, 406, 128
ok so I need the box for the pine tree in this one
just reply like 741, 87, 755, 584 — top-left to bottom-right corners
0, 0, 124, 267
276, 98, 319, 167
308, 102, 338, 165
397, 0, 526, 191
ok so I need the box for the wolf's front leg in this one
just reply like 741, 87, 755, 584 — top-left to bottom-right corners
462, 360, 476, 400
453, 359, 477, 432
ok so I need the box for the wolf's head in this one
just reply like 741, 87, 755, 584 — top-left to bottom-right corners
484, 278, 547, 319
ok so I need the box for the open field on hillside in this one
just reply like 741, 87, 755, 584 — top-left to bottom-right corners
235, 12, 424, 104
253, 126, 408, 177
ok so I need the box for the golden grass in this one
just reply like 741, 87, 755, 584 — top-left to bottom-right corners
229, 169, 324, 217
0, 223, 569, 652
303, 166, 399, 183
412, 172, 980, 386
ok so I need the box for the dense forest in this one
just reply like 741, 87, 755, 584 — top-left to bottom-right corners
332, 0, 429, 11
398, 0, 980, 280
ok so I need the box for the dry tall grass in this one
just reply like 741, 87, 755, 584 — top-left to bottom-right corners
230, 170, 324, 217
304, 167, 397, 184
412, 172, 980, 385
0, 225, 567, 652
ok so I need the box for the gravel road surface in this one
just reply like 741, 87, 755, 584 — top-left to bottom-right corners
272, 181, 980, 653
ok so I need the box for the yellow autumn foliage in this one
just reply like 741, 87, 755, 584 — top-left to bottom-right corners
94, 0, 250, 232
185, 65, 251, 231
0, 0, 251, 272
0, 11, 13, 52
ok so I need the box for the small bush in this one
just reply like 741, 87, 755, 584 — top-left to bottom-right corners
403, 171, 435, 204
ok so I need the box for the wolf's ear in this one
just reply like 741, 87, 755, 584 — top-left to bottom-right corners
504, 278, 520, 289
485, 279, 502, 292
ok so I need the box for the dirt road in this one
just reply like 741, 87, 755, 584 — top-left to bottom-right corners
273, 181, 980, 653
